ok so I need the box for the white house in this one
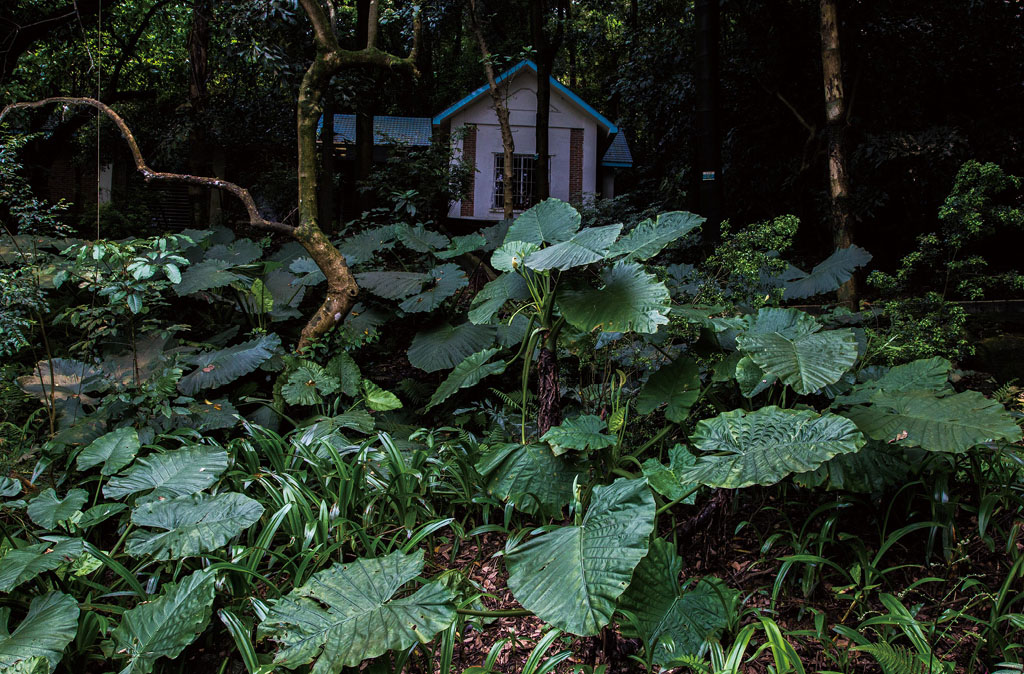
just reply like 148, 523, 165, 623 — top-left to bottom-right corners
432, 60, 633, 221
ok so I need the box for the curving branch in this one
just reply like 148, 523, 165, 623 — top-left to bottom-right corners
0, 97, 294, 235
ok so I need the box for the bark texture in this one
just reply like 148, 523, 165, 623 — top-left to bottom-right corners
536, 344, 561, 434
530, 0, 566, 204
820, 0, 856, 305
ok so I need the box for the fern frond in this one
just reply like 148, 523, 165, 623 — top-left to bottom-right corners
855, 643, 939, 674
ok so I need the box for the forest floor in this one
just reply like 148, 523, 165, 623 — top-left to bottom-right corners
410, 489, 1019, 674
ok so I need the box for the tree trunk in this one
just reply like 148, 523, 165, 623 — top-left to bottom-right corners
530, 0, 565, 204
695, 0, 722, 232
187, 0, 213, 228
319, 96, 337, 231
820, 0, 856, 306
537, 343, 561, 434
469, 0, 515, 220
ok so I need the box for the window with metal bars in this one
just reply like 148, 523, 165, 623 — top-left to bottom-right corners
493, 154, 545, 210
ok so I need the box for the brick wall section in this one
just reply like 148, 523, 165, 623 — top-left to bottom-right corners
460, 124, 477, 217
569, 128, 584, 203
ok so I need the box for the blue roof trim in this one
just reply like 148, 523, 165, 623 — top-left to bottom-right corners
601, 162, 632, 168
432, 60, 617, 133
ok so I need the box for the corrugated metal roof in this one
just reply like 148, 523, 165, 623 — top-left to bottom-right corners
601, 132, 633, 167
317, 114, 433, 146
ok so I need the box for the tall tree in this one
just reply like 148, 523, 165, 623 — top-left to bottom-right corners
2, 0, 422, 351
694, 0, 722, 230
468, 0, 516, 220
529, 0, 566, 204
820, 0, 855, 304
187, 0, 213, 227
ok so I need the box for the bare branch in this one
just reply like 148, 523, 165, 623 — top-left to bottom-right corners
0, 97, 294, 235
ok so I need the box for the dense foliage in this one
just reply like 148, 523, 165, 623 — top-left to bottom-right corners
1, 1, 1023, 672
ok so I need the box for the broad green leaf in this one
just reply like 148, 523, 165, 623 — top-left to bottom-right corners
408, 322, 497, 372
739, 307, 820, 339
435, 233, 486, 260
108, 569, 215, 674
104, 445, 229, 501
77, 503, 128, 529
793, 443, 912, 492
0, 592, 79, 672
0, 477, 20, 497
735, 356, 776, 398
173, 259, 243, 296
398, 264, 468, 313
326, 352, 362, 397
76, 427, 140, 475
264, 269, 308, 322
506, 478, 655, 635
540, 415, 614, 456
504, 198, 581, 246
524, 224, 622, 271
427, 348, 507, 409
492, 241, 540, 272
27, 489, 87, 529
779, 246, 873, 300
476, 443, 582, 515
0, 538, 85, 592
126, 492, 264, 560
617, 538, 736, 665
468, 273, 530, 324
394, 223, 449, 252
259, 549, 456, 672
641, 445, 698, 503
178, 334, 281, 396
682, 407, 866, 488
843, 390, 1022, 453
338, 226, 396, 266
558, 261, 671, 334
363, 380, 402, 411
835, 357, 952, 405
283, 362, 340, 406
607, 211, 705, 261
636, 357, 700, 423
207, 238, 263, 265
248, 278, 274, 313
354, 271, 428, 300
737, 328, 858, 395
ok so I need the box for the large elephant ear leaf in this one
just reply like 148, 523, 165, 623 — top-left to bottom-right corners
173, 259, 243, 296
408, 322, 497, 372
794, 443, 913, 493
608, 211, 705, 261
737, 328, 858, 395
178, 334, 281, 396
0, 591, 79, 672
468, 273, 530, 324
259, 549, 456, 672
108, 569, 215, 674
642, 445, 699, 503
76, 427, 140, 475
103, 445, 229, 501
540, 415, 614, 455
636, 357, 701, 422
681, 407, 866, 488
504, 198, 581, 246
476, 443, 581, 515
399, 264, 469, 313
778, 245, 873, 300
0, 539, 85, 593
125, 492, 264, 560
740, 307, 821, 339
505, 477, 655, 636
354, 271, 428, 300
835, 357, 952, 405
27, 489, 87, 530
524, 224, 622, 271
427, 348, 507, 410
617, 538, 736, 666
843, 390, 1022, 453
558, 261, 671, 334
492, 241, 540, 273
